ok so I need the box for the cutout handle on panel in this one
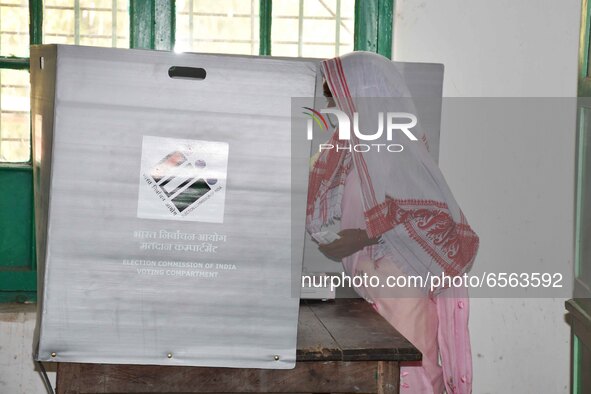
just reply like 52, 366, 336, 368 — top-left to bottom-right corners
168, 66, 207, 80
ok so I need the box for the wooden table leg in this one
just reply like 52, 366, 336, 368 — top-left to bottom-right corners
377, 361, 400, 394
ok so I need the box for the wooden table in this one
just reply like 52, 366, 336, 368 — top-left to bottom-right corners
56, 299, 421, 394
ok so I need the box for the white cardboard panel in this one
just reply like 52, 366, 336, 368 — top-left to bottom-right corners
32, 45, 316, 369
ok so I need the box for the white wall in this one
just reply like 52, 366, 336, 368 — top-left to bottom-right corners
0, 305, 56, 393
393, 1, 581, 393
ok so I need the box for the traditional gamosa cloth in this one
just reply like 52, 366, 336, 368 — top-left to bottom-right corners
306, 51, 479, 393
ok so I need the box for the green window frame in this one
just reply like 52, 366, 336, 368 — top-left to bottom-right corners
0, 0, 41, 303
0, 0, 394, 303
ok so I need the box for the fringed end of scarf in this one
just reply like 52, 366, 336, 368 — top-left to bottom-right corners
305, 184, 345, 234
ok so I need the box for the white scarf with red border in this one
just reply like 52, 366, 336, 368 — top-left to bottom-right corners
306, 51, 479, 282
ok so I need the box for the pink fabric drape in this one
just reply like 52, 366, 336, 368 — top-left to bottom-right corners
342, 167, 472, 393
306, 51, 478, 393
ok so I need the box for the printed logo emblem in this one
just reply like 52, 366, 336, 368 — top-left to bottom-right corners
137, 137, 229, 223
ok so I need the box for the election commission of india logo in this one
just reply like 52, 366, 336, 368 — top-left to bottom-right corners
148, 151, 214, 213
137, 136, 229, 223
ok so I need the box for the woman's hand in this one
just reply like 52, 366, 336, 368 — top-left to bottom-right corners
318, 228, 379, 261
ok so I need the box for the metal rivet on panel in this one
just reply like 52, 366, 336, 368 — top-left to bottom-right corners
50, 352, 56, 358
167, 353, 173, 359
273, 355, 280, 361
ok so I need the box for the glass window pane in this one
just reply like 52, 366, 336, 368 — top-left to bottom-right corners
0, 0, 30, 57
175, 0, 260, 55
302, 19, 335, 44
272, 0, 354, 58
0, 69, 30, 162
301, 43, 337, 59
43, 0, 130, 48
272, 43, 299, 58
44, 6, 76, 45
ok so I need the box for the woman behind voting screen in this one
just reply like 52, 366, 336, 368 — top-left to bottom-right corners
307, 51, 479, 393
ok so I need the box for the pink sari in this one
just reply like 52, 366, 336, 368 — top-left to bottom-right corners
341, 167, 472, 393
306, 52, 479, 393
